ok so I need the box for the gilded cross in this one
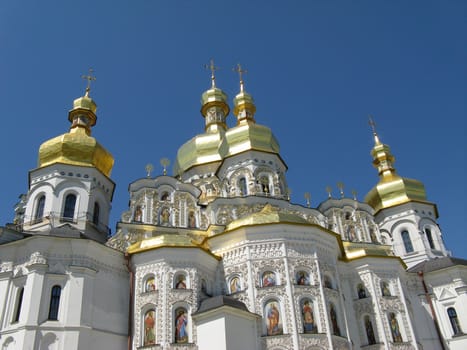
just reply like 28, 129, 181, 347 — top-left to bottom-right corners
234, 63, 247, 92
368, 115, 378, 135
204, 59, 219, 88
81, 68, 96, 96
368, 114, 382, 144
145, 163, 154, 178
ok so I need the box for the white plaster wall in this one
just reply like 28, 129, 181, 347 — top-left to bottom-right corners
197, 317, 227, 350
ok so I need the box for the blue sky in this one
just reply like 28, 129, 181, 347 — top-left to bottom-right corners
0, 1, 465, 257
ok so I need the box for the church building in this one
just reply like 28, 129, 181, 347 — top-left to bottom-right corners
0, 68, 466, 350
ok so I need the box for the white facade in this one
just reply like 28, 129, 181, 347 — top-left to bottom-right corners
0, 79, 466, 350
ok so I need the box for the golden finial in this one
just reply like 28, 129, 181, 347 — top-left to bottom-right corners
304, 192, 311, 208
337, 182, 345, 198
160, 158, 170, 176
233, 63, 247, 92
368, 115, 381, 145
81, 68, 96, 97
145, 163, 154, 178
325, 186, 332, 199
204, 59, 219, 88
351, 189, 357, 201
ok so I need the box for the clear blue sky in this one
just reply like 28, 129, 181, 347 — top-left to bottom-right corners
0, 1, 465, 257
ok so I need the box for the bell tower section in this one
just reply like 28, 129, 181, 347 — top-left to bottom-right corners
364, 119, 449, 267
21, 73, 115, 243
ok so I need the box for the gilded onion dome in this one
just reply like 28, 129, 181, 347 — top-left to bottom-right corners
174, 65, 230, 176
364, 122, 428, 213
225, 66, 279, 157
38, 85, 114, 177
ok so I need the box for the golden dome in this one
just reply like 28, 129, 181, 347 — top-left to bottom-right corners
174, 78, 230, 176
364, 127, 428, 213
38, 89, 114, 177
227, 204, 309, 231
174, 131, 228, 176
174, 67, 281, 176
201, 87, 230, 119
226, 79, 279, 157
225, 122, 280, 156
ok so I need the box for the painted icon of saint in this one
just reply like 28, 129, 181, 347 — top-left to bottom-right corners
389, 313, 403, 342
262, 271, 276, 287
296, 271, 309, 285
230, 277, 241, 293
302, 299, 316, 333
144, 310, 156, 345
265, 301, 283, 336
176, 275, 186, 289
145, 277, 155, 292
175, 309, 188, 343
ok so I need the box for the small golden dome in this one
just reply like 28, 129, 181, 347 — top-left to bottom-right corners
232, 64, 256, 123
226, 76, 279, 157
38, 88, 114, 177
174, 74, 230, 176
72, 94, 97, 115
225, 122, 280, 156
201, 87, 230, 118
227, 204, 309, 231
364, 126, 428, 213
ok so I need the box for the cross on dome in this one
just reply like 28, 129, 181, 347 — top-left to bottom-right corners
204, 59, 219, 88
368, 115, 381, 145
234, 63, 247, 92
81, 68, 96, 96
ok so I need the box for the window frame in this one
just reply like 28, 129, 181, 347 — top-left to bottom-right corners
48, 285, 61, 321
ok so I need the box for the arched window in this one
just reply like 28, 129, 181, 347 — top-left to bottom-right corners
238, 177, 247, 196
381, 281, 391, 297
448, 307, 463, 335
160, 207, 170, 226
175, 274, 187, 289
324, 275, 333, 289
264, 300, 283, 336
259, 176, 270, 195
388, 312, 403, 342
296, 271, 310, 286
92, 202, 100, 226
134, 205, 142, 222
161, 192, 169, 201
174, 307, 188, 343
425, 228, 435, 249
364, 315, 376, 345
63, 194, 77, 221
34, 195, 45, 223
12, 287, 24, 323
357, 283, 367, 299
329, 303, 341, 336
143, 309, 156, 345
401, 230, 414, 253
48, 285, 61, 320
188, 211, 196, 228
201, 279, 208, 294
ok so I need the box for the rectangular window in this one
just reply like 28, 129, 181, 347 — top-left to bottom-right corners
12, 287, 24, 323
